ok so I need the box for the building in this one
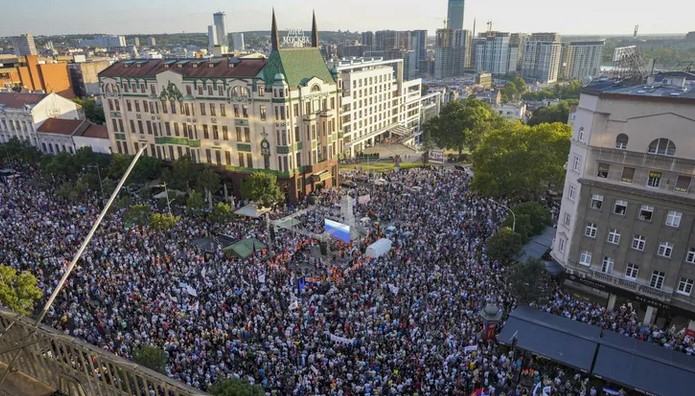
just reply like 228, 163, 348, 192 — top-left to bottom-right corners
562, 40, 605, 79
492, 102, 527, 121
148, 37, 157, 47
0, 55, 74, 98
529, 32, 560, 43
334, 57, 424, 156
434, 29, 471, 79
133, 37, 140, 47
0, 92, 83, 145
231, 33, 245, 52
551, 72, 695, 325
207, 25, 218, 53
361, 32, 375, 51
69, 60, 113, 97
613, 45, 637, 62
213, 12, 228, 49
36, 118, 110, 154
410, 30, 428, 68
447, 0, 466, 31
521, 41, 563, 84
12, 34, 38, 56
99, 11, 340, 202
475, 72, 492, 88
77, 36, 126, 48
472, 33, 516, 75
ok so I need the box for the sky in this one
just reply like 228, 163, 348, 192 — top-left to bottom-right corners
2, 0, 692, 37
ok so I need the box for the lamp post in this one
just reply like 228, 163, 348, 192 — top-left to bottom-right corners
490, 199, 516, 232
85, 163, 105, 204
156, 182, 173, 215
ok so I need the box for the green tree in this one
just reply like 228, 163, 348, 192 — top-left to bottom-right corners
486, 227, 523, 263
503, 213, 533, 243
209, 378, 264, 396
163, 155, 198, 191
527, 100, 576, 126
209, 202, 235, 224
186, 190, 205, 214
73, 97, 106, 125
42, 151, 79, 181
240, 173, 285, 208
471, 122, 571, 199
132, 345, 167, 374
426, 98, 495, 155
513, 202, 552, 236
0, 138, 43, 164
150, 212, 180, 230
0, 265, 43, 315
500, 76, 526, 103
196, 166, 221, 208
509, 258, 546, 304
55, 181, 79, 202
124, 204, 151, 226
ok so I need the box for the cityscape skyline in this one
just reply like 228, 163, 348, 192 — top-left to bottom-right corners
1, 0, 692, 37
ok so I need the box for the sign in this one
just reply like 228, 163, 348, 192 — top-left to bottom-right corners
282, 29, 310, 47
357, 194, 371, 204
429, 150, 444, 164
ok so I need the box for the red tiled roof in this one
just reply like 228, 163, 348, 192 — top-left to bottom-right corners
37, 118, 85, 136
0, 92, 48, 108
79, 124, 109, 139
98, 58, 267, 79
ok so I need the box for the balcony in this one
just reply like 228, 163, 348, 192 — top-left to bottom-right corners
589, 269, 672, 302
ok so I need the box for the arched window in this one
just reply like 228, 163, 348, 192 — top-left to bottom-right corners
311, 84, 321, 92
615, 133, 629, 149
648, 138, 676, 157
230, 86, 250, 98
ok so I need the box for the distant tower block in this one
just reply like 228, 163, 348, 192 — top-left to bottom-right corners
341, 195, 356, 227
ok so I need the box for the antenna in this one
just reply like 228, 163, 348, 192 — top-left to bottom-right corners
486, 20, 493, 36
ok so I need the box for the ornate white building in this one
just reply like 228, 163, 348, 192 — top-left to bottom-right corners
0, 92, 83, 145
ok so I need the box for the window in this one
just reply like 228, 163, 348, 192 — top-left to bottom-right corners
625, 263, 639, 279
572, 154, 581, 172
590, 194, 603, 210
686, 248, 695, 264
647, 171, 662, 188
657, 242, 673, 258
602, 257, 614, 274
607, 229, 620, 244
126, 100, 132, 112
678, 278, 694, 295
665, 211, 682, 228
260, 105, 267, 121
675, 176, 691, 193
197, 85, 203, 95
208, 85, 213, 96
238, 153, 245, 167
650, 271, 665, 289
568, 184, 577, 201
597, 163, 609, 178
638, 205, 654, 221
209, 103, 216, 117
225, 151, 231, 165
200, 103, 206, 116
615, 133, 628, 149
203, 125, 209, 140
648, 138, 676, 156
613, 200, 627, 215
621, 167, 635, 183
558, 238, 566, 253
563, 212, 571, 227
244, 128, 250, 143
579, 251, 592, 266
222, 126, 229, 140
220, 104, 226, 117
233, 105, 240, 118
632, 235, 646, 251
246, 153, 252, 168
212, 125, 219, 140
578, 127, 585, 141
242, 105, 249, 118
585, 223, 597, 238
235, 127, 242, 141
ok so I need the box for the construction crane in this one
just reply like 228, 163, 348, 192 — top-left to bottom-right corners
486, 20, 493, 36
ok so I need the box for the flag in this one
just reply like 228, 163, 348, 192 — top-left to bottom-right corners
252, 241, 257, 255
297, 276, 306, 294
258, 272, 266, 283
470, 388, 484, 396
289, 300, 299, 311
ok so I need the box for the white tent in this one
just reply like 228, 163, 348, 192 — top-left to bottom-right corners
366, 238, 393, 258
235, 203, 271, 218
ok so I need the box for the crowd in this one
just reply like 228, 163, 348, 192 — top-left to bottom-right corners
0, 160, 653, 395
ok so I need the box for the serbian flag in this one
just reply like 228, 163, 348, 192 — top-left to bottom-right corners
470, 388, 484, 396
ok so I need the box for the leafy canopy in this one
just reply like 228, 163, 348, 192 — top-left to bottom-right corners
0, 265, 43, 315
424, 98, 494, 154
240, 173, 285, 208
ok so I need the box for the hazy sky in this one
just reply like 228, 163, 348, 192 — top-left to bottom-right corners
2, 0, 691, 37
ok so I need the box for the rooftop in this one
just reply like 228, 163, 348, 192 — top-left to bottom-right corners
79, 124, 109, 139
36, 118, 87, 136
583, 72, 695, 100
98, 58, 267, 79
0, 92, 48, 109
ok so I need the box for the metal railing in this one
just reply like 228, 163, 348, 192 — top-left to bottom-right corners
0, 308, 207, 396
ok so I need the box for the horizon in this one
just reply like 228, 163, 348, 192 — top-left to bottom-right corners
1, 0, 692, 37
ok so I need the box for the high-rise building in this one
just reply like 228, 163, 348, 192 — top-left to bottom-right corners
0, 55, 74, 98
529, 32, 561, 43
447, 0, 465, 31
213, 12, 228, 49
68, 60, 113, 97
77, 36, 126, 48
521, 41, 563, 84
148, 36, 157, 47
207, 25, 217, 52
552, 72, 695, 324
231, 33, 245, 52
361, 32, 375, 51
12, 33, 38, 56
133, 37, 140, 47
434, 29, 471, 79
472, 32, 515, 75
410, 30, 428, 65
99, 11, 340, 202
334, 57, 427, 156
562, 40, 605, 79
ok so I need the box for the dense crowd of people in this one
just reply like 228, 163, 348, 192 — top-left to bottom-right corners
0, 159, 680, 395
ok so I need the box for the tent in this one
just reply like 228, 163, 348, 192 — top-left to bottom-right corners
153, 189, 185, 200
366, 238, 392, 258
222, 238, 267, 258
235, 203, 271, 218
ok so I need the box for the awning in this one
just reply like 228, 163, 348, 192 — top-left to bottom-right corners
235, 203, 271, 218
497, 306, 599, 372
592, 331, 695, 396
312, 170, 331, 182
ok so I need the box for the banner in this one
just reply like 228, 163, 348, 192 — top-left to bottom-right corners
464, 345, 478, 353
387, 283, 399, 295
429, 150, 444, 164
357, 194, 371, 204
328, 332, 356, 346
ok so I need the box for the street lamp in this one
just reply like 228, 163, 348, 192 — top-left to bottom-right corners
156, 182, 173, 215
84, 163, 105, 204
490, 199, 516, 232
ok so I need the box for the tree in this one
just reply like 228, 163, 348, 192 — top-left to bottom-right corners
471, 122, 571, 199
196, 166, 221, 208
73, 97, 105, 125
486, 227, 523, 263
513, 202, 552, 236
500, 76, 526, 103
240, 173, 285, 208
209, 202, 235, 224
503, 213, 533, 243
527, 100, 576, 126
150, 213, 180, 231
132, 345, 167, 374
108, 154, 161, 184
186, 190, 205, 214
0, 265, 42, 315
124, 204, 151, 226
509, 258, 546, 304
426, 98, 494, 155
163, 155, 198, 191
209, 378, 264, 396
